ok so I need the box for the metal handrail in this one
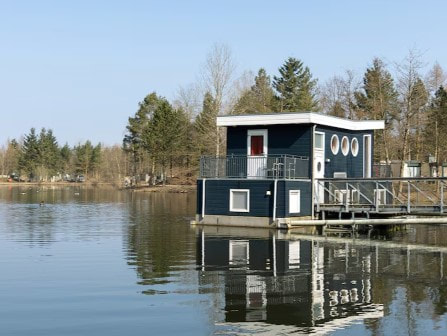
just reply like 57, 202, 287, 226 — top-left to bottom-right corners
199, 154, 310, 179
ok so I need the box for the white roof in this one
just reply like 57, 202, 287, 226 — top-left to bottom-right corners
217, 112, 384, 131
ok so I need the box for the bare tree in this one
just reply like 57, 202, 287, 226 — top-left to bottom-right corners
201, 43, 236, 156
173, 83, 202, 120
319, 70, 360, 119
425, 62, 446, 96
395, 49, 428, 177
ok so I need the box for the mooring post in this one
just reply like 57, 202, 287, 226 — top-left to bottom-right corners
345, 182, 349, 213
375, 181, 379, 213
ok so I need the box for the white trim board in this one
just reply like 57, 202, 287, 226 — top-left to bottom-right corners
217, 112, 384, 131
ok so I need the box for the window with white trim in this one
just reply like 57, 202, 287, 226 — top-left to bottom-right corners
289, 190, 301, 214
331, 134, 339, 155
351, 137, 359, 157
341, 136, 349, 156
230, 189, 250, 212
315, 133, 324, 150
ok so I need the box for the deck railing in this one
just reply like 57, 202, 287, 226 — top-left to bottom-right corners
315, 177, 447, 215
199, 154, 310, 179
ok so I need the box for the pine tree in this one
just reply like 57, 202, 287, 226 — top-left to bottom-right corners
194, 92, 218, 155
233, 68, 277, 114
60, 143, 72, 173
273, 57, 317, 112
424, 87, 447, 163
123, 92, 159, 178
19, 128, 40, 178
143, 96, 185, 184
37, 128, 61, 179
74, 141, 101, 178
355, 58, 398, 162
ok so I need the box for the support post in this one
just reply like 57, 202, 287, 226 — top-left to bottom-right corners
441, 181, 444, 214
273, 179, 278, 224
201, 178, 206, 219
407, 181, 411, 214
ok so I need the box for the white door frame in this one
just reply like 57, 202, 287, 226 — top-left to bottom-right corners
314, 131, 325, 203
363, 134, 372, 178
247, 129, 268, 178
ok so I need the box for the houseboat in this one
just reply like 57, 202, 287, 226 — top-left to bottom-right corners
195, 112, 384, 228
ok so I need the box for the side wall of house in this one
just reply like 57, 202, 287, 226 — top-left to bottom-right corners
316, 125, 374, 178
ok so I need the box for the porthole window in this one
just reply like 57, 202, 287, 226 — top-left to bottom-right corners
331, 135, 339, 155
341, 136, 349, 156
351, 138, 359, 157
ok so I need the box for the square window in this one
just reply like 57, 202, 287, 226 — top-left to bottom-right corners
230, 189, 250, 212
289, 190, 301, 213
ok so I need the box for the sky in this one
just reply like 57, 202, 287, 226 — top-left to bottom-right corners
1, 0, 446, 146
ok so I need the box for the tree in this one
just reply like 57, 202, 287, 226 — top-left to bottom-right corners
424, 86, 447, 163
0, 139, 20, 176
425, 62, 446, 97
123, 93, 159, 179
74, 141, 101, 177
395, 50, 428, 169
232, 68, 277, 114
143, 96, 187, 184
194, 92, 218, 155
19, 128, 40, 178
273, 57, 318, 112
355, 58, 399, 162
37, 128, 61, 180
202, 43, 236, 156
320, 70, 359, 119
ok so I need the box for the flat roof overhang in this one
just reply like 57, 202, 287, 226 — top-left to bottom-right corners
217, 112, 384, 131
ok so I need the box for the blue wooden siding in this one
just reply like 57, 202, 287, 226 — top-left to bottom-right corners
197, 179, 312, 217
227, 125, 312, 157
316, 126, 374, 178
284, 180, 312, 217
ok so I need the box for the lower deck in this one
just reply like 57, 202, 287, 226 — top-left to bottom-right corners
196, 177, 447, 229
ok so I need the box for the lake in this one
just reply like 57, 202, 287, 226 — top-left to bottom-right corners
1, 186, 447, 335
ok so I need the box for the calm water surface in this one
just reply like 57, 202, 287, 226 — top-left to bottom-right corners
1, 186, 447, 335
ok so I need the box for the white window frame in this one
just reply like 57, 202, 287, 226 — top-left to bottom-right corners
289, 190, 301, 214
314, 131, 325, 150
331, 134, 340, 155
247, 129, 268, 156
341, 136, 350, 156
229, 189, 250, 212
351, 137, 359, 157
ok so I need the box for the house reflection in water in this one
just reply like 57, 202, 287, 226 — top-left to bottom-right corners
196, 228, 383, 332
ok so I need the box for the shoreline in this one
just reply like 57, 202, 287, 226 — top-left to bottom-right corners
0, 181, 196, 193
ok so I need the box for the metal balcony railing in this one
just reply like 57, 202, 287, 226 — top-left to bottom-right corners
199, 154, 310, 179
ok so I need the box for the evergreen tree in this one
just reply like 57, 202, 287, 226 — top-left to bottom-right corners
194, 92, 218, 155
355, 58, 398, 162
424, 87, 447, 163
74, 141, 101, 177
123, 92, 159, 177
60, 143, 72, 172
37, 128, 61, 179
19, 128, 40, 178
233, 68, 277, 114
273, 57, 318, 112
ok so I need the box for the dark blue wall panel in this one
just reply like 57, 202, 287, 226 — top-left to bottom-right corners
316, 126, 374, 178
226, 125, 312, 158
197, 179, 312, 218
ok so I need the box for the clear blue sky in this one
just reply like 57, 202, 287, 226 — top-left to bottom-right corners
1, 0, 446, 146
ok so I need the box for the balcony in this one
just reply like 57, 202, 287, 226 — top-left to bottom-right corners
199, 155, 310, 179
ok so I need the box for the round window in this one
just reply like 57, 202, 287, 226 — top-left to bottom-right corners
331, 135, 339, 155
317, 161, 322, 172
341, 136, 349, 156
351, 138, 359, 157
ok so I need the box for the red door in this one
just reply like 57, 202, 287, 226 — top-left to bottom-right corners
250, 136, 264, 156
